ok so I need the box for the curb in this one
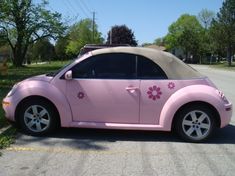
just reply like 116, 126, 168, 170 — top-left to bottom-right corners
0, 125, 11, 135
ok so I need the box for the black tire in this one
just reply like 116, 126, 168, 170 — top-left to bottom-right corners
19, 98, 59, 136
175, 105, 215, 142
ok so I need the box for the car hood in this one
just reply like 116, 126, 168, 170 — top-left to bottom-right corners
25, 74, 53, 83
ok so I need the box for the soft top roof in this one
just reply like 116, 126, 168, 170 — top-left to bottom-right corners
91, 47, 202, 79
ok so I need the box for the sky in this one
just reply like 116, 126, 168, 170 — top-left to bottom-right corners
47, 0, 224, 45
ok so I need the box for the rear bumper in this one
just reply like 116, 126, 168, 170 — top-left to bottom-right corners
220, 102, 233, 128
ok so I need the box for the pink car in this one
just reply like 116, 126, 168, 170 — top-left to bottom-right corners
2, 47, 233, 142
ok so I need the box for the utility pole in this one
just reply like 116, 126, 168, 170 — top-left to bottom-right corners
92, 11, 95, 43
110, 28, 112, 45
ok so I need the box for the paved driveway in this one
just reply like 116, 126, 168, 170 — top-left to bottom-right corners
0, 65, 235, 176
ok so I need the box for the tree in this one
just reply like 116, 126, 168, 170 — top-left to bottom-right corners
209, 23, 227, 60
32, 38, 56, 62
154, 37, 165, 46
0, 44, 11, 59
141, 43, 153, 47
210, 0, 235, 66
106, 25, 138, 46
55, 35, 69, 60
164, 14, 203, 61
198, 9, 215, 29
0, 0, 65, 67
66, 19, 104, 56
197, 9, 216, 63
0, 30, 7, 47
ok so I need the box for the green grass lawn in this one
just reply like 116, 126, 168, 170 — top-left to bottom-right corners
0, 127, 17, 155
209, 62, 235, 71
0, 61, 69, 150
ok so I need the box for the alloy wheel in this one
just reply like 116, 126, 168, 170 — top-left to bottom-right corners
24, 105, 51, 132
182, 110, 211, 140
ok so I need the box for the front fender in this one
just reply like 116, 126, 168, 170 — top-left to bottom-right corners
159, 85, 225, 130
11, 80, 72, 127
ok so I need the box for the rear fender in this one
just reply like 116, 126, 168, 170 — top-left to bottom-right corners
159, 85, 223, 131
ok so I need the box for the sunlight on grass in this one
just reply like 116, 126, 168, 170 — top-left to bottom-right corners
0, 61, 69, 152
0, 61, 70, 128
0, 127, 17, 155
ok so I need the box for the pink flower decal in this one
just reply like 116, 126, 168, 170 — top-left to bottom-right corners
147, 85, 162, 100
78, 92, 85, 99
168, 82, 175, 90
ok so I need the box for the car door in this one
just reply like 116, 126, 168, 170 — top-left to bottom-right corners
66, 53, 140, 124
138, 56, 169, 124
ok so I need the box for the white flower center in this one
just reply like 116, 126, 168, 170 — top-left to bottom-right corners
152, 90, 158, 96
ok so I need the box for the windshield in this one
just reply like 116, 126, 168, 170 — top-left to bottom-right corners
46, 60, 75, 77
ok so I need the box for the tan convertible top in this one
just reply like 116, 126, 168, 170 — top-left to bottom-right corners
91, 47, 202, 79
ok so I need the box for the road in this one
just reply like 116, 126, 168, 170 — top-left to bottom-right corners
0, 65, 235, 176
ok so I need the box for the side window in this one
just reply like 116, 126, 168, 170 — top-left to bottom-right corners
72, 57, 96, 78
138, 56, 167, 79
72, 53, 136, 79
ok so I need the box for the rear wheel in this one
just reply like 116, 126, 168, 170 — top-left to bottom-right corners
19, 99, 58, 135
175, 105, 215, 142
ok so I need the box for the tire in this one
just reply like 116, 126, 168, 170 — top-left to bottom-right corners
19, 98, 59, 136
175, 105, 215, 142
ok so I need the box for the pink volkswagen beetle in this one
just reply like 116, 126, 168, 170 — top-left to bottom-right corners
2, 47, 232, 142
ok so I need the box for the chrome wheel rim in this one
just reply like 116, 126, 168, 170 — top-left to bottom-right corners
182, 110, 211, 140
24, 105, 50, 132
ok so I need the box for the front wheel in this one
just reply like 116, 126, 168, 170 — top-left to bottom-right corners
175, 105, 215, 142
19, 99, 58, 135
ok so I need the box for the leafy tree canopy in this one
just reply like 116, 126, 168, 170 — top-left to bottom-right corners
164, 14, 203, 58
210, 0, 235, 66
196, 9, 216, 57
106, 25, 138, 46
31, 38, 56, 62
154, 37, 165, 46
0, 0, 65, 66
55, 35, 69, 60
66, 18, 104, 56
198, 9, 215, 29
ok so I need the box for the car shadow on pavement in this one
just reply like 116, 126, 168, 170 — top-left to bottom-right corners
208, 124, 235, 144
14, 124, 235, 151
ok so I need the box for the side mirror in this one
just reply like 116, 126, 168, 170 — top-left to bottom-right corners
64, 70, 72, 80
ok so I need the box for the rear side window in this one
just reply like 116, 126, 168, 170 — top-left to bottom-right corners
138, 56, 167, 79
72, 53, 136, 79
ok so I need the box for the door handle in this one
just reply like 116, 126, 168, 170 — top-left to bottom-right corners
126, 86, 139, 92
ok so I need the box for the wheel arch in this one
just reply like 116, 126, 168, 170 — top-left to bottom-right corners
159, 85, 223, 131
11, 80, 73, 127
15, 95, 61, 127
171, 101, 221, 131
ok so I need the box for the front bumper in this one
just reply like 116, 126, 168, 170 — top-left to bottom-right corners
2, 96, 17, 122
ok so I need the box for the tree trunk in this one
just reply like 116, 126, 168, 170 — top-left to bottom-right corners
227, 45, 232, 67
12, 44, 25, 67
185, 50, 188, 62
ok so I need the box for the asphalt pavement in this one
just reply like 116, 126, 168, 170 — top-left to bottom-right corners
0, 64, 234, 176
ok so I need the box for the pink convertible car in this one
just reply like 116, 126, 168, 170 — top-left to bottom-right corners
2, 47, 232, 142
